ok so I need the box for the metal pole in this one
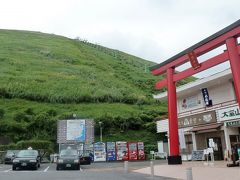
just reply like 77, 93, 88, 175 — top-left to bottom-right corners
99, 121, 102, 142
100, 126, 103, 142
186, 167, 193, 180
150, 160, 154, 178
124, 161, 129, 173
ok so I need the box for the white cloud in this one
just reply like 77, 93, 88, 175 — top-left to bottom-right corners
0, 0, 239, 76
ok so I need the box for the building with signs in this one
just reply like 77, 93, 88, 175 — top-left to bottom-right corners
156, 69, 240, 161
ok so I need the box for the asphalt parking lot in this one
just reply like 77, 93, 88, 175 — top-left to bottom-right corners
0, 160, 176, 180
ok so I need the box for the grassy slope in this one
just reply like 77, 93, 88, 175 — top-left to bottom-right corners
0, 30, 160, 104
0, 29, 193, 151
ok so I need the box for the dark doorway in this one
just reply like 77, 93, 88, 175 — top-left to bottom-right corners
207, 137, 223, 160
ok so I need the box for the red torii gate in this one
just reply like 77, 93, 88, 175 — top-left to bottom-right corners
150, 20, 240, 165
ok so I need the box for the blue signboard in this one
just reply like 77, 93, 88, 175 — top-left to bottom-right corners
106, 142, 116, 161
67, 120, 86, 142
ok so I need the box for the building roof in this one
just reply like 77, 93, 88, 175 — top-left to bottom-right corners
153, 69, 232, 100
150, 19, 240, 71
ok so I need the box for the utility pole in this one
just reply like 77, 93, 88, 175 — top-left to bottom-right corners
99, 121, 103, 142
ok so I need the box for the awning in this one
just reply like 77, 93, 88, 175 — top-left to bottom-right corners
179, 127, 193, 134
190, 123, 223, 132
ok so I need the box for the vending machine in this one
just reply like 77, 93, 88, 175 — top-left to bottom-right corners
137, 142, 145, 160
128, 142, 138, 160
106, 142, 116, 161
116, 141, 129, 161
93, 142, 106, 162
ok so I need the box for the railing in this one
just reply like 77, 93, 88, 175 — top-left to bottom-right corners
178, 99, 237, 117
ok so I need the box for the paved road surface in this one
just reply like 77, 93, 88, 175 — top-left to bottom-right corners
0, 160, 177, 180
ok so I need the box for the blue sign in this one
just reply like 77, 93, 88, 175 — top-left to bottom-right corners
67, 120, 86, 142
106, 142, 116, 161
201, 88, 212, 107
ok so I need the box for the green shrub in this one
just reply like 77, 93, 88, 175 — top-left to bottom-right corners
144, 122, 156, 133
0, 143, 17, 151
16, 140, 53, 151
0, 109, 5, 119
144, 144, 158, 155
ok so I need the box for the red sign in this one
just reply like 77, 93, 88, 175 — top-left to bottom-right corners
187, 51, 201, 70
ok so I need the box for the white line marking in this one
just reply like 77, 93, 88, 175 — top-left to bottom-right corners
4, 169, 12, 172
43, 166, 50, 172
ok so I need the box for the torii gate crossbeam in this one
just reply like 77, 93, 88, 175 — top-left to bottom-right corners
150, 20, 240, 165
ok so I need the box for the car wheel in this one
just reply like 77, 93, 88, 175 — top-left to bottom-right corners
12, 166, 16, 171
33, 165, 38, 170
56, 165, 60, 171
38, 163, 40, 168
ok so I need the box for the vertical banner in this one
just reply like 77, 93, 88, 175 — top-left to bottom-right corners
106, 142, 116, 161
137, 142, 145, 160
93, 142, 106, 162
128, 142, 138, 160
178, 129, 186, 149
201, 88, 212, 107
116, 141, 128, 161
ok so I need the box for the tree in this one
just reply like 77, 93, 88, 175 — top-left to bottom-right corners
0, 109, 5, 119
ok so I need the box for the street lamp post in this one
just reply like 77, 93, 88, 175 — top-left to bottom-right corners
99, 121, 103, 142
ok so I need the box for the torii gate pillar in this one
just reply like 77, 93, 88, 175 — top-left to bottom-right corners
167, 68, 182, 164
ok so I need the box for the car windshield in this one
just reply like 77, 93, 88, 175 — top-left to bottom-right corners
6, 151, 15, 156
17, 150, 38, 158
60, 149, 78, 157
6, 150, 19, 156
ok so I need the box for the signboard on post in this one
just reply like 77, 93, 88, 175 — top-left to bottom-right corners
208, 138, 215, 148
67, 120, 85, 141
57, 119, 94, 144
191, 150, 204, 161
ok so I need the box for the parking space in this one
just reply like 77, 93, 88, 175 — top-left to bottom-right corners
0, 163, 50, 172
0, 161, 174, 180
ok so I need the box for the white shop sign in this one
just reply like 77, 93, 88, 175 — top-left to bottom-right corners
216, 105, 240, 122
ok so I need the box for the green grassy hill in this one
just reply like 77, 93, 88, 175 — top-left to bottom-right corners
0, 30, 194, 152
0, 30, 161, 104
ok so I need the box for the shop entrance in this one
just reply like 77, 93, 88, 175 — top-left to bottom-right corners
207, 137, 223, 160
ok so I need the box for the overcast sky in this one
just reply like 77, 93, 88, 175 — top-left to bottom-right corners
0, 0, 239, 77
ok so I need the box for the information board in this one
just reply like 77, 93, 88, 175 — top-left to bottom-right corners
57, 119, 94, 143
67, 120, 85, 141
191, 150, 204, 161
